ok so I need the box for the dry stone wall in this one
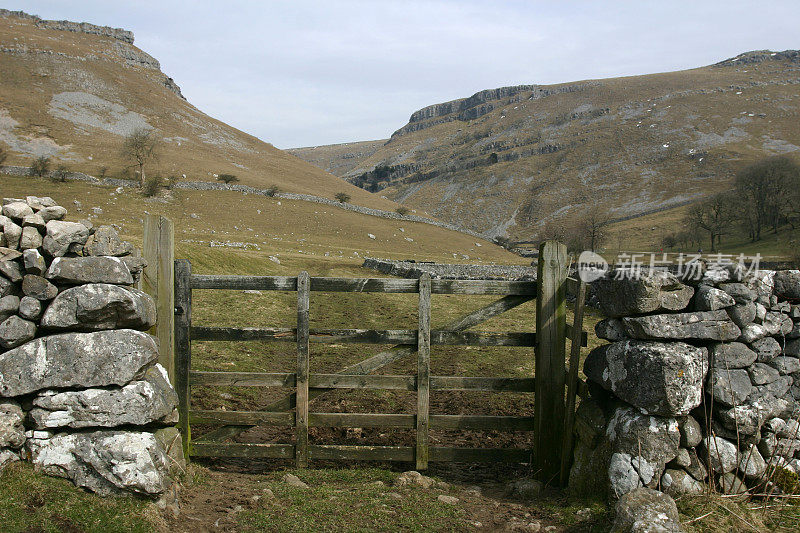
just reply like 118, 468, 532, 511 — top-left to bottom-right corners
571, 264, 800, 519
0, 195, 181, 498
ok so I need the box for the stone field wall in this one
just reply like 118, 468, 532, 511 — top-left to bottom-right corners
571, 264, 800, 530
362, 257, 535, 280
0, 194, 182, 498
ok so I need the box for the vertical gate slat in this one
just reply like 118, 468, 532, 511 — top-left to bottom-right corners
296, 271, 310, 468
560, 278, 587, 485
174, 259, 192, 459
416, 274, 431, 470
534, 241, 568, 484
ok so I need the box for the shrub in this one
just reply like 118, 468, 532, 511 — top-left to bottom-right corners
217, 174, 238, 184
97, 166, 108, 180
488, 152, 498, 164
335, 192, 351, 203
142, 174, 163, 197
30, 156, 50, 177
0, 147, 7, 166
395, 206, 410, 216
265, 184, 280, 197
52, 164, 70, 183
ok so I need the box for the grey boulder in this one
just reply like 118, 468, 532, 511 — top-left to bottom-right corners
611, 488, 682, 533
661, 469, 703, 496
42, 220, 90, 257
0, 329, 158, 397
27, 430, 170, 496
710, 342, 757, 369
18, 296, 42, 320
30, 365, 178, 429
694, 285, 735, 311
22, 248, 47, 275
701, 436, 739, 474
707, 367, 752, 407
773, 270, 800, 300
22, 274, 58, 300
83, 226, 134, 257
45, 256, 133, 285
623, 310, 740, 341
585, 341, 708, 416
727, 303, 756, 328
595, 318, 628, 341
594, 271, 694, 318
751, 337, 782, 363
0, 295, 19, 321
0, 401, 25, 449
0, 315, 36, 349
769, 356, 800, 375
41, 283, 155, 331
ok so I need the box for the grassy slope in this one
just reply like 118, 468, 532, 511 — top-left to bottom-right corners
292, 54, 800, 242
0, 14, 395, 210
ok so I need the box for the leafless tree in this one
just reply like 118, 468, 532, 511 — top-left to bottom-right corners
122, 128, 160, 187
735, 155, 800, 240
684, 192, 737, 252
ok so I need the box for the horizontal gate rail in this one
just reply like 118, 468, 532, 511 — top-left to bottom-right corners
190, 371, 538, 392
189, 275, 538, 296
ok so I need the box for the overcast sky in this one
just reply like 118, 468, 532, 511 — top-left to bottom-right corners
10, 1, 800, 148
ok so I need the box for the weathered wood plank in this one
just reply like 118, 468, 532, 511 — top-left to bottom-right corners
561, 278, 588, 485
430, 447, 531, 463
189, 410, 294, 426
430, 415, 535, 431
190, 275, 297, 291
564, 325, 588, 347
296, 271, 310, 468
430, 376, 536, 392
309, 374, 416, 390
143, 215, 175, 383
534, 240, 568, 484
190, 371, 296, 387
309, 445, 414, 462
191, 442, 295, 459
191, 327, 538, 346
190, 275, 537, 295
416, 273, 431, 470
309, 413, 415, 428
174, 260, 192, 459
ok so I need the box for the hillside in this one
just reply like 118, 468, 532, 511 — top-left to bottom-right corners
0, 9, 395, 210
290, 50, 800, 240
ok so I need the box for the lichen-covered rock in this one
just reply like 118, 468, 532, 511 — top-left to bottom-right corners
738, 444, 767, 479
727, 303, 756, 327
701, 436, 739, 474
42, 220, 90, 257
595, 318, 627, 341
1, 217, 22, 250
707, 367, 752, 407
0, 330, 158, 397
41, 283, 155, 331
584, 341, 708, 416
773, 270, 800, 300
2, 201, 33, 220
45, 256, 133, 285
0, 401, 25, 449
623, 310, 740, 341
769, 356, 800, 375
694, 285, 735, 311
37, 206, 67, 222
153, 426, 185, 477
30, 365, 177, 429
22, 274, 58, 300
0, 260, 23, 283
751, 337, 782, 363
27, 430, 170, 496
22, 248, 47, 275
719, 283, 756, 304
0, 295, 19, 321
748, 362, 781, 385
710, 342, 757, 369
83, 226, 134, 257
611, 488, 682, 533
606, 407, 680, 497
0, 315, 36, 349
18, 296, 42, 321
594, 271, 694, 318
740, 323, 768, 343
661, 469, 703, 496
679, 415, 702, 448
20, 226, 42, 250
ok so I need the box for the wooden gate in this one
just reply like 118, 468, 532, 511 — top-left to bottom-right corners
172, 241, 586, 484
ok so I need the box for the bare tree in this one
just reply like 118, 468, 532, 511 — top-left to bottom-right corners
684, 192, 737, 252
122, 128, 160, 187
735, 155, 800, 240
571, 204, 611, 252
30, 155, 50, 177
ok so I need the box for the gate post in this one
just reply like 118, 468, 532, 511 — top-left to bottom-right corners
174, 259, 192, 459
534, 240, 568, 483
142, 215, 175, 383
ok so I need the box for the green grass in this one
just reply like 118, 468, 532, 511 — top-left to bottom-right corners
239, 468, 465, 533
0, 463, 161, 532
